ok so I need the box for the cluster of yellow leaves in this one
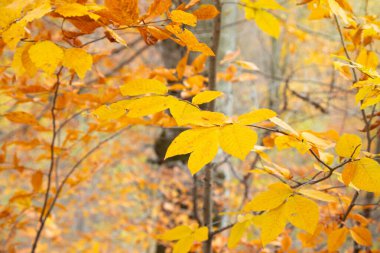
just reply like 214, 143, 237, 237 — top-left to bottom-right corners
93, 78, 276, 174
335, 134, 380, 193
241, 0, 286, 39
333, 54, 380, 109
158, 225, 208, 253
3, 0, 216, 81
165, 108, 276, 174
227, 182, 339, 247
12, 40, 93, 78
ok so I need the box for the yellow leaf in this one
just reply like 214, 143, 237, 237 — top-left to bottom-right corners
5, 111, 38, 125
328, 227, 348, 252
192, 5, 220, 20
104, 26, 128, 47
349, 226, 372, 246
120, 79, 168, 96
20, 44, 38, 77
255, 10, 281, 39
165, 128, 207, 159
237, 108, 276, 125
93, 100, 132, 121
173, 236, 194, 253
55, 3, 100, 20
29, 41, 64, 75
12, 45, 27, 76
188, 127, 219, 175
335, 133, 362, 159
227, 215, 252, 248
192, 91, 223, 105
270, 117, 299, 136
62, 48, 93, 79
193, 226, 208, 241
126, 96, 176, 118
180, 110, 227, 127
22, 0, 51, 23
301, 132, 334, 150
327, 0, 349, 24
159, 225, 207, 253
298, 189, 337, 203
166, 25, 214, 56
254, 204, 287, 246
176, 50, 189, 80
170, 10, 197, 27
219, 124, 257, 160
285, 195, 319, 234
244, 182, 292, 211
342, 158, 380, 193
275, 135, 311, 154
159, 225, 192, 241
145, 0, 172, 20
251, 0, 286, 10
341, 162, 356, 186
169, 100, 200, 126
2, 21, 26, 49
31, 170, 43, 192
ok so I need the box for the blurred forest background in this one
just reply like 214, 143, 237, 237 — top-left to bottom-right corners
1, 0, 380, 252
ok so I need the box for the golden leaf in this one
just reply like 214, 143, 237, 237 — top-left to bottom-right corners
192, 90, 223, 105
120, 79, 168, 96
62, 48, 93, 79
244, 182, 292, 211
170, 10, 197, 27
28, 41, 64, 75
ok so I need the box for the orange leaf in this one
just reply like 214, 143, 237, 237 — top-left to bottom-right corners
5, 111, 38, 125
193, 5, 220, 20
31, 170, 43, 192
350, 226, 372, 246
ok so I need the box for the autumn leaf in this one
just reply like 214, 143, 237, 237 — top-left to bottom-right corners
187, 127, 219, 175
158, 225, 208, 253
179, 110, 227, 127
31, 170, 43, 192
254, 10, 281, 39
192, 5, 220, 20
191, 90, 223, 105
237, 108, 276, 125
298, 189, 338, 202
176, 50, 189, 80
126, 96, 176, 118
253, 204, 287, 246
251, 0, 286, 10
328, 227, 348, 252
349, 226, 372, 246
342, 157, 380, 193
228, 214, 253, 248
5, 111, 38, 125
62, 48, 93, 79
285, 195, 319, 234
169, 100, 201, 126
93, 100, 132, 121
158, 225, 192, 241
120, 79, 168, 96
29, 41, 64, 75
170, 10, 197, 27
219, 124, 257, 160
335, 133, 362, 159
55, 3, 100, 20
270, 117, 299, 136
244, 182, 292, 211
165, 127, 219, 175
